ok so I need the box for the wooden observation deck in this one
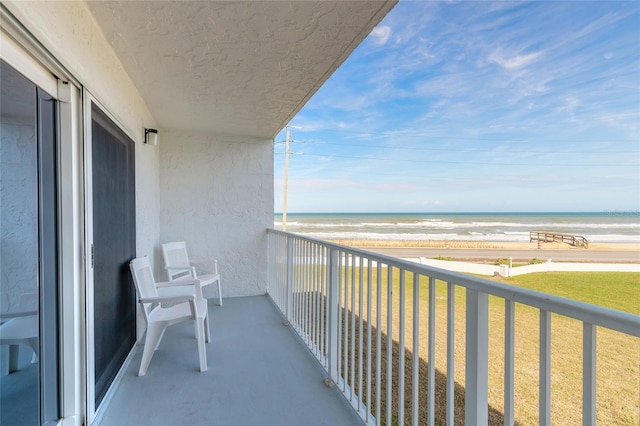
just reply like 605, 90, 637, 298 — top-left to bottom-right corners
530, 231, 589, 248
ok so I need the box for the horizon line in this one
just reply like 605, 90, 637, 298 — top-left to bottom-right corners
273, 211, 635, 215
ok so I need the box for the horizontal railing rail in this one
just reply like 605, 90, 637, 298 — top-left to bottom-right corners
266, 229, 639, 426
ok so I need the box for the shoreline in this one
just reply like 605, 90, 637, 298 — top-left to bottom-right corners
327, 239, 640, 251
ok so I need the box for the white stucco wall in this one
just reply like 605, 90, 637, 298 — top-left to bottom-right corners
0, 113, 38, 314
160, 131, 273, 297
4, 0, 160, 264
135, 142, 160, 265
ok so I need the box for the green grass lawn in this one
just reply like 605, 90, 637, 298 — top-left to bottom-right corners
489, 272, 640, 314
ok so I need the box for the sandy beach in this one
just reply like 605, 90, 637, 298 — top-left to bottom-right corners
326, 239, 640, 263
328, 239, 640, 251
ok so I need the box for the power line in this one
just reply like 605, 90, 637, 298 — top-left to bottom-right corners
275, 163, 639, 182
276, 128, 636, 143
274, 140, 639, 155
280, 152, 638, 167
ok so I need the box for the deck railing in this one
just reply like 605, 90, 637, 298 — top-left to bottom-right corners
266, 229, 639, 425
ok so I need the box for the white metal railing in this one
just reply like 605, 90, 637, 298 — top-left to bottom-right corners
266, 229, 640, 426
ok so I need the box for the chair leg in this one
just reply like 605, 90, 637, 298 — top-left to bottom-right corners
154, 329, 166, 351
195, 318, 207, 372
217, 279, 223, 306
204, 313, 211, 343
8, 345, 19, 374
139, 323, 165, 376
27, 337, 39, 362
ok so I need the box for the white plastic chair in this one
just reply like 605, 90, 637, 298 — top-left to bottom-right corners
0, 294, 38, 375
129, 257, 210, 376
161, 241, 223, 306
0, 317, 38, 375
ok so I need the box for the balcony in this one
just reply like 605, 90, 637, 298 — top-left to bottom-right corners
96, 295, 362, 426
98, 231, 639, 425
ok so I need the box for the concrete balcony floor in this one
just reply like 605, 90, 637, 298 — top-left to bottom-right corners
96, 295, 361, 426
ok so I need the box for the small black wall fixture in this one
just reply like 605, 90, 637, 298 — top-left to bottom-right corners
144, 128, 158, 146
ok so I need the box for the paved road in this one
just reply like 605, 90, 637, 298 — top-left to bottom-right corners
365, 247, 640, 263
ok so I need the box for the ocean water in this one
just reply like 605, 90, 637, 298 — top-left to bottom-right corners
274, 212, 640, 244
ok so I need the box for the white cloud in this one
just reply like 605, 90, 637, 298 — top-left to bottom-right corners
370, 25, 392, 46
556, 96, 580, 117
487, 49, 543, 70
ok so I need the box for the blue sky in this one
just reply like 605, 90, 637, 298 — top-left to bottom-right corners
274, 1, 640, 213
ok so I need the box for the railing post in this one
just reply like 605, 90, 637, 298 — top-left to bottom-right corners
465, 289, 489, 425
285, 237, 294, 322
326, 248, 339, 384
540, 310, 551, 426
504, 300, 515, 426
583, 322, 596, 426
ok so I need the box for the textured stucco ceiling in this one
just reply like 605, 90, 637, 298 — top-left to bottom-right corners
86, 1, 396, 139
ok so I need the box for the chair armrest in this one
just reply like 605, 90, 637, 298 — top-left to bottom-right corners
0, 310, 38, 320
156, 279, 205, 299
155, 279, 201, 287
139, 295, 194, 304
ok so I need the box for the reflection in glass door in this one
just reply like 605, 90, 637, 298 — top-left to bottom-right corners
0, 59, 59, 425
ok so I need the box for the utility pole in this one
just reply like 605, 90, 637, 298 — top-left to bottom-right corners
282, 126, 291, 231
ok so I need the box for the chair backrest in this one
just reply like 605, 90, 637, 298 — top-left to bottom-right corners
161, 241, 195, 280
129, 257, 159, 320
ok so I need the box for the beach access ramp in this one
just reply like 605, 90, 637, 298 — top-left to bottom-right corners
530, 231, 589, 248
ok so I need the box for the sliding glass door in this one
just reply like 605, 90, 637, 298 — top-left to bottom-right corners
0, 59, 59, 425
89, 102, 136, 409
